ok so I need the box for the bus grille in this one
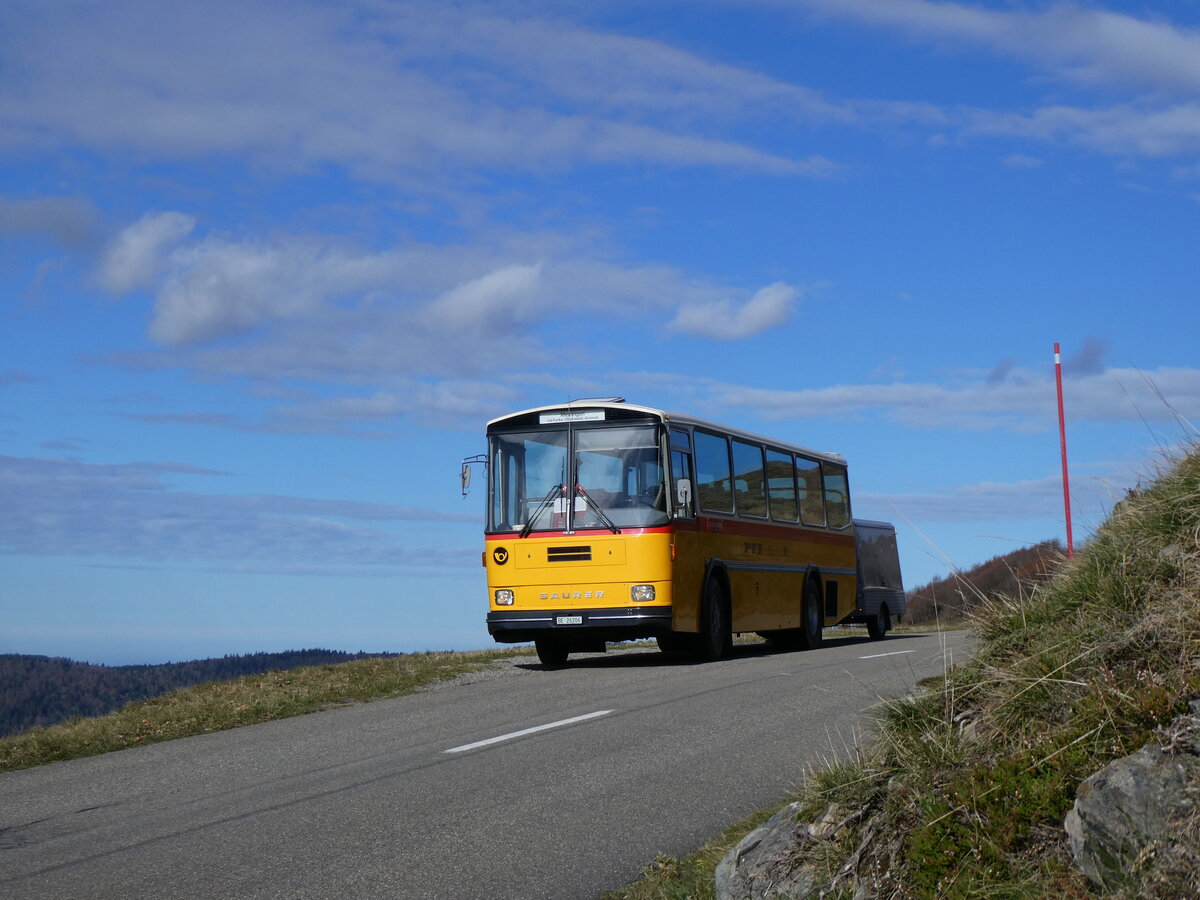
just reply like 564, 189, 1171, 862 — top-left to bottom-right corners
548, 545, 592, 562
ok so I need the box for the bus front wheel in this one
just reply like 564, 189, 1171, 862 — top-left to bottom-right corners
535, 639, 569, 666
800, 577, 823, 650
698, 578, 731, 661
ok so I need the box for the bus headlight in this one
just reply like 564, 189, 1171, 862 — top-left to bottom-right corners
631, 584, 655, 602
494, 589, 515, 606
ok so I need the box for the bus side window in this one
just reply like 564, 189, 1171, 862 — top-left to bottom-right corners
821, 462, 851, 528
766, 448, 798, 523
694, 430, 733, 514
670, 429, 695, 518
797, 456, 826, 527
732, 439, 767, 518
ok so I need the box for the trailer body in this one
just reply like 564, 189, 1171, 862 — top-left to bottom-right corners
848, 519, 905, 636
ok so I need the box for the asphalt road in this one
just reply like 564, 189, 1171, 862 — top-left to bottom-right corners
1, 630, 971, 899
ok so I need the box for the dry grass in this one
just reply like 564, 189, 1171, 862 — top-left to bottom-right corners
612, 442, 1200, 898
0, 648, 530, 773
810, 443, 1200, 897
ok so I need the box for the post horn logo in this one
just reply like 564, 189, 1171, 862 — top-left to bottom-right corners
493, 547, 510, 565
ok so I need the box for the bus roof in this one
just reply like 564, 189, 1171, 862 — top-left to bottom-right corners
486, 399, 847, 465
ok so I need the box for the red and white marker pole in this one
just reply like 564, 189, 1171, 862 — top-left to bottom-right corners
1054, 343, 1075, 559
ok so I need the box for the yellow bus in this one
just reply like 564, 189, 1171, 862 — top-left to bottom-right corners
462, 399, 904, 665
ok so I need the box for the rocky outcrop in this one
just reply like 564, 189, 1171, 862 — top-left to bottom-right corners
714, 802, 869, 899
1064, 700, 1200, 893
717, 703, 1200, 898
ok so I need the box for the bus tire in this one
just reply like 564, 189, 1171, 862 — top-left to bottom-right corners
535, 639, 569, 666
697, 577, 731, 661
800, 576, 823, 651
867, 604, 890, 641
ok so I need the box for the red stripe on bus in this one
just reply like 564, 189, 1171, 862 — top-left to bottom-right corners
672, 517, 855, 545
485, 526, 674, 541
484, 520, 851, 545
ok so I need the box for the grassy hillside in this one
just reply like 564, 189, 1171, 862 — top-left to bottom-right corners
612, 445, 1200, 898
0, 649, 405, 737
0, 648, 529, 773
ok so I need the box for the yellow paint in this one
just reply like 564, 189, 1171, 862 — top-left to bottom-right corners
487, 523, 858, 635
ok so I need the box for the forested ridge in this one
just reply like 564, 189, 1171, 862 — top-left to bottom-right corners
0, 649, 398, 738
904, 538, 1063, 625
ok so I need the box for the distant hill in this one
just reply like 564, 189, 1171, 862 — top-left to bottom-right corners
0, 649, 399, 738
904, 539, 1064, 625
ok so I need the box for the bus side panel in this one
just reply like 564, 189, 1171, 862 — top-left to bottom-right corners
669, 522, 858, 633
727, 567, 804, 633
669, 528, 705, 633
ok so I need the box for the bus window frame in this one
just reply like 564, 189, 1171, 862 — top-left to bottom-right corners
693, 429, 734, 515
821, 460, 852, 529
765, 446, 799, 524
731, 438, 768, 520
796, 454, 826, 528
669, 427, 696, 520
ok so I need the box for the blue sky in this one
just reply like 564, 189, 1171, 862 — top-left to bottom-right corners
3, 0, 1199, 665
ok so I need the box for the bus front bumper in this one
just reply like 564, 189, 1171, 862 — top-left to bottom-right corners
487, 607, 674, 644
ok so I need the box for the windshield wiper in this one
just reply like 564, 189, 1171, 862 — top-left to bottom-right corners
575, 484, 621, 534
520, 484, 565, 539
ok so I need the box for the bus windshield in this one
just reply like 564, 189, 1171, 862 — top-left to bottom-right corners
489, 424, 668, 533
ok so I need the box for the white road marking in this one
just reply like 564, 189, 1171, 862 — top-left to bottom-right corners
446, 710, 614, 754
858, 650, 914, 660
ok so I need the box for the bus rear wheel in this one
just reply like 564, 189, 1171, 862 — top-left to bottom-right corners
867, 604, 890, 641
535, 639, 569, 666
800, 576, 823, 650
697, 578, 731, 661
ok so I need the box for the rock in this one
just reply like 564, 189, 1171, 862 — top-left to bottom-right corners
1064, 703, 1200, 891
715, 802, 864, 900
715, 802, 814, 900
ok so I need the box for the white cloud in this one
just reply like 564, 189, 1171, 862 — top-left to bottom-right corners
103, 217, 808, 366
669, 281, 799, 340
791, 0, 1200, 96
0, 194, 99, 247
787, 0, 1200, 157
0, 0, 835, 182
1003, 153, 1043, 169
699, 363, 1200, 430
147, 234, 401, 345
966, 102, 1200, 158
425, 263, 544, 334
100, 211, 195, 295
858, 475, 1068, 523
0, 454, 474, 568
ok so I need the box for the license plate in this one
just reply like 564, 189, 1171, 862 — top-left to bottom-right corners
556, 615, 583, 625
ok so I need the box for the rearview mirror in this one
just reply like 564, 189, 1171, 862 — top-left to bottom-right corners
675, 478, 691, 512
460, 454, 487, 498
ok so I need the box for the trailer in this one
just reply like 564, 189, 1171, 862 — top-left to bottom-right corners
848, 519, 905, 639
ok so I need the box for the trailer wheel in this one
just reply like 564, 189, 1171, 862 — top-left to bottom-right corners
867, 604, 890, 641
535, 639, 569, 666
800, 576, 823, 650
697, 577, 731, 661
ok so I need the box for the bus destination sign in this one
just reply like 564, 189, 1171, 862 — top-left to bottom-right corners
540, 410, 605, 424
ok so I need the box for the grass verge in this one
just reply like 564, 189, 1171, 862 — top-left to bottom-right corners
0, 647, 531, 773
615, 442, 1200, 897
603, 805, 782, 900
